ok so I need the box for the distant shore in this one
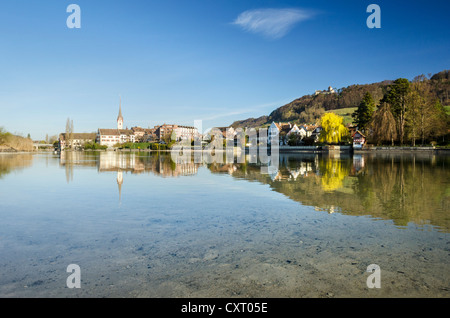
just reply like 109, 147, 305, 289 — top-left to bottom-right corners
274, 145, 449, 153
2, 145, 449, 154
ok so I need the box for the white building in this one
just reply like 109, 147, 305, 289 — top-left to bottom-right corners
97, 101, 135, 147
97, 129, 135, 148
59, 133, 97, 150
315, 86, 336, 95
173, 125, 199, 142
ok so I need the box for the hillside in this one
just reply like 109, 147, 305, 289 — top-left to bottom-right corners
0, 128, 34, 152
230, 70, 450, 128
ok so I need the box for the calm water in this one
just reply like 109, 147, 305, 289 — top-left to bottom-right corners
0, 151, 449, 297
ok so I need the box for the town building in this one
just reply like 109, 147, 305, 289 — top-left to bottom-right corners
97, 101, 136, 148
268, 122, 324, 145
154, 124, 177, 142
268, 122, 292, 145
131, 126, 156, 143
59, 133, 97, 150
315, 86, 336, 95
174, 125, 199, 142
154, 124, 199, 142
352, 130, 366, 149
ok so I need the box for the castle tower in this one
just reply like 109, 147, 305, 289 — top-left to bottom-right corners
117, 96, 124, 130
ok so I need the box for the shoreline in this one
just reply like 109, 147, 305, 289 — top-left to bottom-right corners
2, 146, 449, 154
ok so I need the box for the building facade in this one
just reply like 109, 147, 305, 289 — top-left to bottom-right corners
154, 124, 198, 142
352, 130, 366, 149
59, 133, 97, 150
97, 102, 135, 147
173, 125, 199, 142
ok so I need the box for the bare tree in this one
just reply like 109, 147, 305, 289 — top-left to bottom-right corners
65, 118, 74, 149
369, 102, 398, 146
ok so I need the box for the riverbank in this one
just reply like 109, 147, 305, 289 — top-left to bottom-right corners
0, 145, 18, 153
276, 145, 449, 153
355, 146, 450, 153
14, 145, 449, 155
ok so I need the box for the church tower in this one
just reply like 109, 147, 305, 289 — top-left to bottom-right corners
117, 170, 123, 203
117, 96, 124, 130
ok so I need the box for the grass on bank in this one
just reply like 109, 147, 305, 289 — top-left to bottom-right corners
444, 105, 450, 115
327, 107, 357, 126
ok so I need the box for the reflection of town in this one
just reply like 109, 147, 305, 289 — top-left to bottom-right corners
57, 151, 450, 231
60, 151, 199, 178
59, 152, 201, 200
208, 152, 364, 183
208, 152, 450, 232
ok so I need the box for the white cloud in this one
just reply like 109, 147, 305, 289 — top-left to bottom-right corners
232, 8, 314, 39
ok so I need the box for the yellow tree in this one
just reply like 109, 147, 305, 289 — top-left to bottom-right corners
320, 159, 349, 191
319, 113, 349, 144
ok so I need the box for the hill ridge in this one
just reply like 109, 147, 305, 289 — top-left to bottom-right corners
229, 70, 449, 128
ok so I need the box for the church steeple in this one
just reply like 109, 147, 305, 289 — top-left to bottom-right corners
117, 170, 123, 203
117, 96, 124, 130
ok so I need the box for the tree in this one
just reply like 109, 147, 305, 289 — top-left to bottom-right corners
65, 118, 74, 149
369, 102, 398, 146
429, 98, 449, 144
0, 127, 12, 144
405, 82, 424, 146
49, 135, 58, 144
406, 80, 433, 146
352, 92, 375, 132
383, 78, 410, 145
319, 113, 349, 144
287, 133, 300, 146
406, 78, 448, 145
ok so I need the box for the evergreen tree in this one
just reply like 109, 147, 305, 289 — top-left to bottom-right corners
383, 78, 410, 145
352, 92, 375, 131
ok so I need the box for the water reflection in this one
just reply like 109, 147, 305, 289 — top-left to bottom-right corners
60, 151, 200, 178
208, 152, 450, 232
59, 151, 201, 201
0, 154, 33, 179
3, 151, 447, 232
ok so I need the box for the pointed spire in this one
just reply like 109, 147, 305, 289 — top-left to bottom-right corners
117, 95, 124, 130
117, 95, 123, 121
117, 170, 123, 204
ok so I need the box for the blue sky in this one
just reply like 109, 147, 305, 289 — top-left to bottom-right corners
0, 0, 449, 140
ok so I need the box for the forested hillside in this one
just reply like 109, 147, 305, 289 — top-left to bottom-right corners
230, 70, 450, 128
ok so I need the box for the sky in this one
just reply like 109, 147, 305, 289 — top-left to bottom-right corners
0, 0, 449, 140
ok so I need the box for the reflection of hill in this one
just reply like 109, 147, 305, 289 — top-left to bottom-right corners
0, 154, 33, 179
208, 153, 450, 232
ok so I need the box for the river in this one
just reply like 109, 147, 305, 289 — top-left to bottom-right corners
0, 151, 448, 297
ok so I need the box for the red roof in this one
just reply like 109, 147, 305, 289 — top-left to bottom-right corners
352, 130, 366, 138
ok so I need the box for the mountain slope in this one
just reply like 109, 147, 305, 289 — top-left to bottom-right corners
230, 70, 450, 128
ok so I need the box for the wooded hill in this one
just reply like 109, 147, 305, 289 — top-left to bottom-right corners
230, 70, 450, 128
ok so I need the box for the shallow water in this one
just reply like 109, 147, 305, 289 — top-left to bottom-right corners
0, 151, 448, 297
